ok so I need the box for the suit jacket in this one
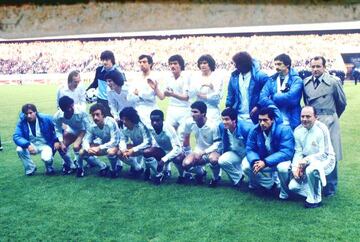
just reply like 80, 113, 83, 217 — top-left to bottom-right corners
303, 72, 347, 160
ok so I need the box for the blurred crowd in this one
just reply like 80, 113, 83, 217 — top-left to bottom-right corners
1, 33, 358, 75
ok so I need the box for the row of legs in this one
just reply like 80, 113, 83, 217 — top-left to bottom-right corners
17, 146, 331, 204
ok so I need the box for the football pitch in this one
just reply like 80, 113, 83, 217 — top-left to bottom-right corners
0, 84, 359, 241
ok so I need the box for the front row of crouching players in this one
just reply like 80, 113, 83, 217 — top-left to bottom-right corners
13, 100, 335, 208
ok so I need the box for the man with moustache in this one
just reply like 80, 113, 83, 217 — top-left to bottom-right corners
77, 103, 121, 178
259, 54, 303, 130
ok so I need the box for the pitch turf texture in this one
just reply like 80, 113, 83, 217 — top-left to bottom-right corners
0, 84, 359, 241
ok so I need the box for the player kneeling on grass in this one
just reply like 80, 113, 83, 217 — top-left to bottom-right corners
207, 107, 253, 188
77, 103, 121, 178
243, 106, 294, 199
178, 101, 221, 185
13, 104, 58, 176
118, 107, 151, 179
288, 106, 335, 208
143, 110, 183, 185
53, 96, 90, 175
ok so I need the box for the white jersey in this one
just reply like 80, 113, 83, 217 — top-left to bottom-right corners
178, 117, 220, 154
189, 71, 223, 123
56, 84, 86, 112
292, 120, 335, 176
53, 107, 90, 142
163, 71, 191, 108
127, 72, 159, 127
83, 116, 120, 150
119, 122, 152, 153
107, 82, 135, 119
149, 123, 182, 162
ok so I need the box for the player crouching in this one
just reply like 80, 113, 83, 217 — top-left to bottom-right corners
143, 110, 184, 185
77, 104, 121, 178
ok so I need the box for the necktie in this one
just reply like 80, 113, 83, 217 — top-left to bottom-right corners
313, 77, 320, 89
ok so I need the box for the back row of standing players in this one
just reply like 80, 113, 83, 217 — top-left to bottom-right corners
15, 50, 346, 208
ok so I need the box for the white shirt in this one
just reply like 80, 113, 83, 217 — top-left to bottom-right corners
237, 71, 251, 120
149, 123, 182, 162
178, 117, 220, 154
127, 71, 159, 108
83, 116, 120, 150
107, 82, 135, 119
189, 71, 223, 109
163, 71, 191, 108
28, 118, 47, 146
53, 107, 90, 142
292, 120, 335, 175
57, 84, 86, 112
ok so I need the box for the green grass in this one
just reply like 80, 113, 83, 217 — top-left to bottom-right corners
0, 83, 360, 241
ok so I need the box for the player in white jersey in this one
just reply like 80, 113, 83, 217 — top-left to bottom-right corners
127, 54, 161, 128
77, 103, 121, 178
289, 106, 336, 208
147, 54, 191, 178
178, 101, 221, 184
53, 96, 90, 175
56, 70, 86, 112
118, 107, 152, 178
105, 69, 135, 123
189, 54, 223, 125
143, 110, 183, 185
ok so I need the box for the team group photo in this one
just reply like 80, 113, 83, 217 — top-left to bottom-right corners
1, 26, 359, 240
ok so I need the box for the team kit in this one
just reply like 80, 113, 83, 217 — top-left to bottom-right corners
13, 51, 347, 209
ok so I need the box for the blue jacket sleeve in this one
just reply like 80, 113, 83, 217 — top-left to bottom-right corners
259, 78, 276, 108
264, 125, 295, 167
225, 76, 235, 108
272, 76, 303, 108
246, 127, 261, 166
13, 120, 30, 148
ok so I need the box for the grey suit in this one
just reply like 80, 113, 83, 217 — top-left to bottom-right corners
303, 72, 347, 194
